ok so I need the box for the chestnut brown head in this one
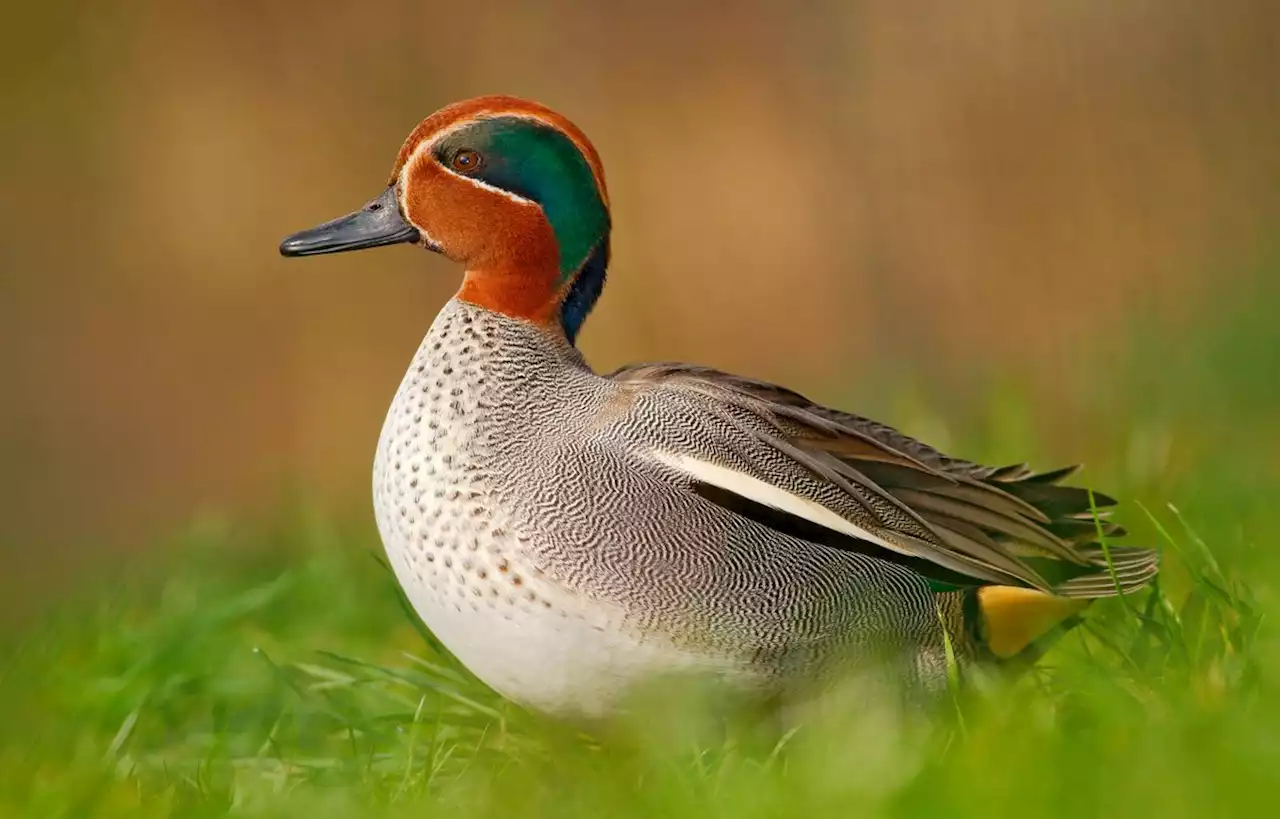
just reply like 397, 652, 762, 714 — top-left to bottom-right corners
281, 95, 611, 342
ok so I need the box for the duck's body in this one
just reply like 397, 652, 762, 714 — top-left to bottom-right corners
283, 95, 1157, 718
374, 300, 956, 714
373, 300, 703, 715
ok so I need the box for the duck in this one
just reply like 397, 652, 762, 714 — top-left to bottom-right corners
280, 95, 1157, 718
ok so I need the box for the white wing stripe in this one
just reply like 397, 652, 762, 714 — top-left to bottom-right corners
651, 451, 915, 558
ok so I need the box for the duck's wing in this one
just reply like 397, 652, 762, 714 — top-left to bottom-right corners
608, 362, 1157, 598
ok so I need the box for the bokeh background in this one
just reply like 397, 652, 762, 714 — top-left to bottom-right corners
2, 0, 1277, 622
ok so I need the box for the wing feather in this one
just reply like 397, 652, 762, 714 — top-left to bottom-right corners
610, 361, 1156, 598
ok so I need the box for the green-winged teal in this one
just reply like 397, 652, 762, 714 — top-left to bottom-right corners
280, 95, 1157, 717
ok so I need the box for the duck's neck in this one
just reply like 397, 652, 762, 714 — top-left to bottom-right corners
558, 237, 609, 343
429, 299, 590, 395
457, 233, 610, 346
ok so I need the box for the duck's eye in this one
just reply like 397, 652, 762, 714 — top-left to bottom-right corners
451, 149, 483, 173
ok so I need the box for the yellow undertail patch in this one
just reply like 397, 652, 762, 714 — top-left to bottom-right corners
977, 586, 1090, 659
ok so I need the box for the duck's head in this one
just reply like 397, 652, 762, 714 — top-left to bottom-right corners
280, 95, 611, 343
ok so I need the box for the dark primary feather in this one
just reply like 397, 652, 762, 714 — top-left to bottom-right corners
609, 362, 1157, 598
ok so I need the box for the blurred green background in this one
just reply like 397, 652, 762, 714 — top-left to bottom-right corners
2, 1, 1277, 619
4, 2, 1280, 817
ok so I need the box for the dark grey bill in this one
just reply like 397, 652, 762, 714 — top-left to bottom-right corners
279, 186, 420, 257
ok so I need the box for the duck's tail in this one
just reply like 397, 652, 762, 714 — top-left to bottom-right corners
951, 542, 1158, 662
916, 461, 1157, 661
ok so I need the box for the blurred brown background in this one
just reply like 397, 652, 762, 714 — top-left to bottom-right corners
2, 0, 1277, 619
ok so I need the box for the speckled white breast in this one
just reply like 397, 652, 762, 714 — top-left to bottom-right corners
372, 300, 716, 716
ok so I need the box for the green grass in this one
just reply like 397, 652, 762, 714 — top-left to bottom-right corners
1, 489, 1271, 819
3, 266, 1279, 818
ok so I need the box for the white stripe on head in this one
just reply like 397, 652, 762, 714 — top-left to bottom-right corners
393, 180, 443, 251
397, 116, 543, 209
650, 450, 916, 558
